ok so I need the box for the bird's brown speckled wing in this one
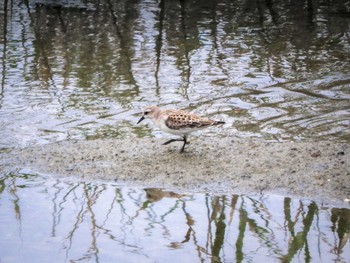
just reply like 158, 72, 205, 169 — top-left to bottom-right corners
165, 111, 214, 130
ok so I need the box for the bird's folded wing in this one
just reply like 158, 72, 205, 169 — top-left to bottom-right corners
165, 114, 214, 130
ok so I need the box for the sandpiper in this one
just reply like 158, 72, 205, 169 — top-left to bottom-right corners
137, 106, 225, 152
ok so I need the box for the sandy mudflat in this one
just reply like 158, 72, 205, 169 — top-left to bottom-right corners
1, 137, 349, 206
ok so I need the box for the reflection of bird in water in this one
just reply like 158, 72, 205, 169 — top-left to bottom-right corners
137, 106, 225, 152
144, 188, 185, 202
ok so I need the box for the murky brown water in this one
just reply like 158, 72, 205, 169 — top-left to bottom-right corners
0, 0, 350, 149
1, 0, 350, 262
0, 171, 349, 262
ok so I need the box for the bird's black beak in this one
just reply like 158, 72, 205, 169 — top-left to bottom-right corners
137, 115, 145, 124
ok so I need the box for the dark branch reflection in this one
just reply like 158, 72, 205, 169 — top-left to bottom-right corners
0, 173, 349, 262
1, 0, 350, 147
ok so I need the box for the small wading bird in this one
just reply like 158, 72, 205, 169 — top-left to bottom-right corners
137, 106, 225, 152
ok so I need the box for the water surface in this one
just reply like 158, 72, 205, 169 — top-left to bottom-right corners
1, 1, 350, 262
0, 171, 349, 262
0, 0, 350, 149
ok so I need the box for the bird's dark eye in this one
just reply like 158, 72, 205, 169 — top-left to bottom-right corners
144, 111, 149, 115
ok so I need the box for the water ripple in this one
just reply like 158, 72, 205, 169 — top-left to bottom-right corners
1, 0, 350, 148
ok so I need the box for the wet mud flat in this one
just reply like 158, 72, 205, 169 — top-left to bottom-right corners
1, 138, 349, 206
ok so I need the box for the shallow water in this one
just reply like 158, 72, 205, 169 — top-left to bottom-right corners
0, 171, 349, 263
0, 0, 350, 149
1, 1, 350, 262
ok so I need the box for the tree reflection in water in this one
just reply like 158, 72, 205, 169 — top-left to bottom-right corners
0, 0, 349, 148
0, 172, 349, 262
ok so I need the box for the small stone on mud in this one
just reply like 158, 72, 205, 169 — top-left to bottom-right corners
311, 150, 321, 158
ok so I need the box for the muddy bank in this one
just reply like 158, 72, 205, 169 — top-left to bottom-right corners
1, 137, 349, 205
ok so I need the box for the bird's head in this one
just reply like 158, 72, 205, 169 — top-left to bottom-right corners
137, 106, 160, 124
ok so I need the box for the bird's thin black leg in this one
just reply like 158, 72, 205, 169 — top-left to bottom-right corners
163, 136, 189, 152
180, 135, 188, 153
163, 138, 183, 145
